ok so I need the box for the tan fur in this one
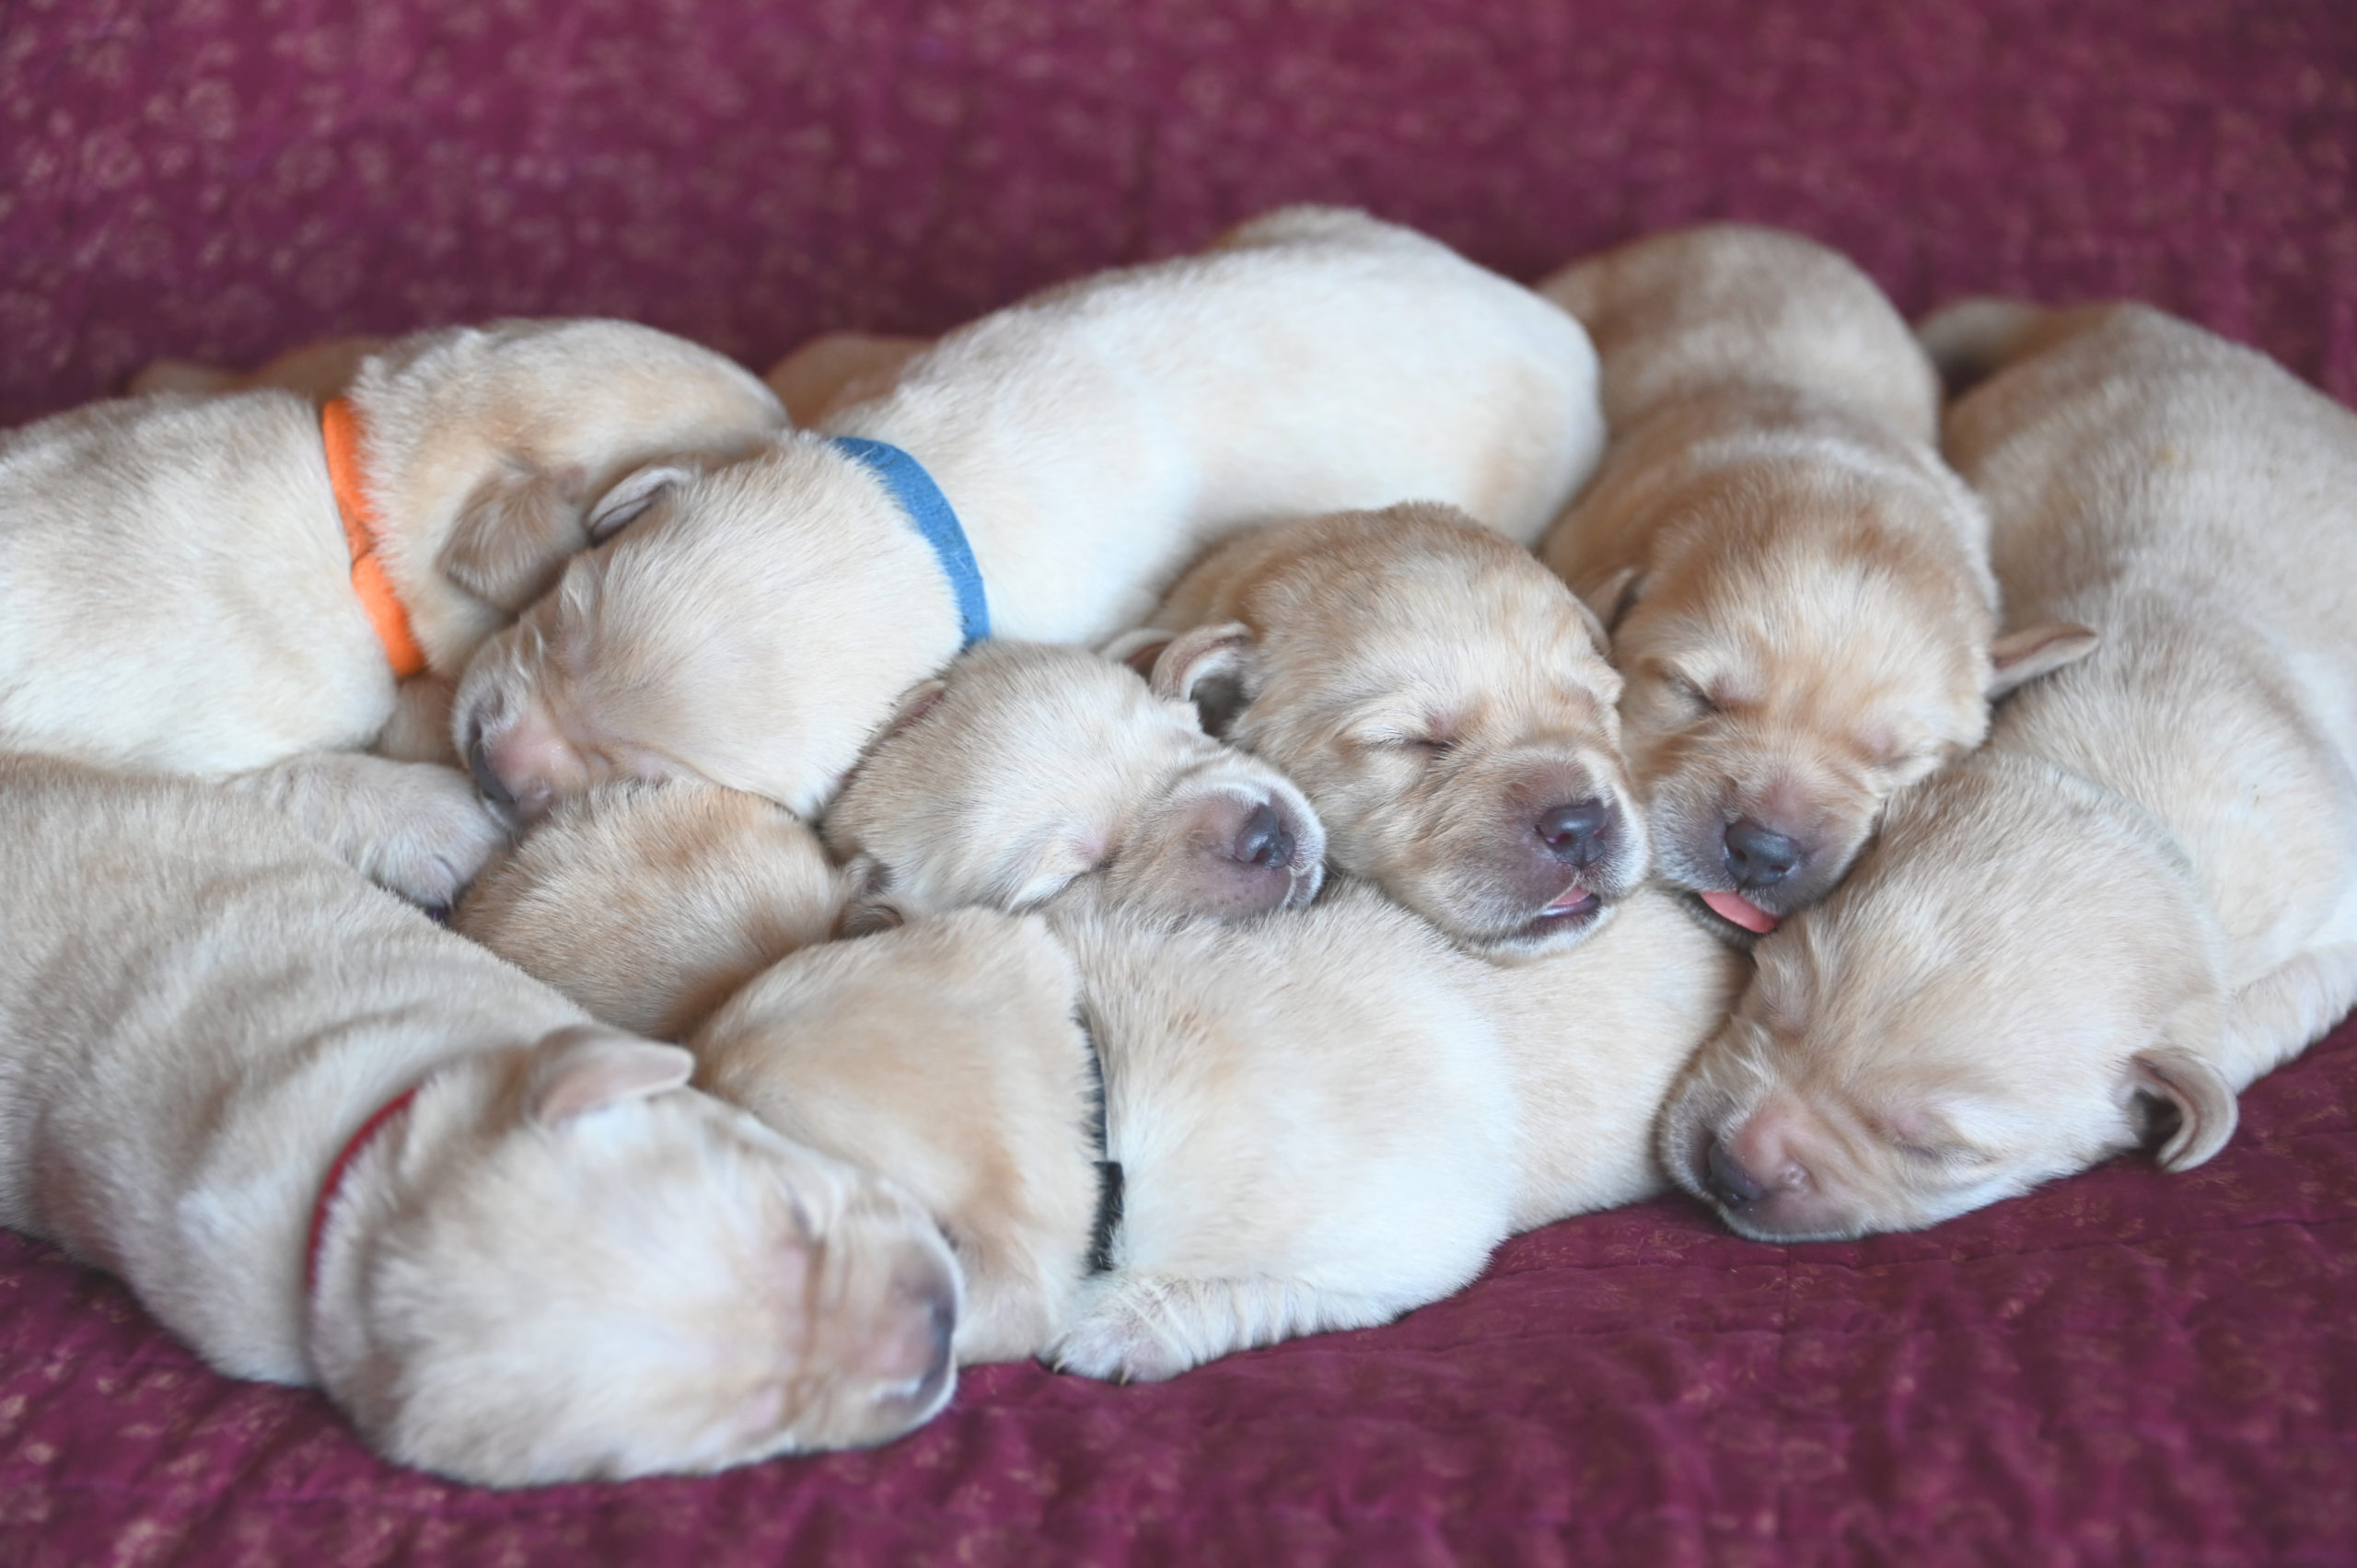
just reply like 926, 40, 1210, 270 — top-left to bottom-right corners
1659, 303, 2357, 1240
1536, 225, 2087, 940
0, 757, 958, 1485
0, 319, 784, 901
130, 335, 390, 402
822, 641, 1324, 920
456, 206, 1605, 820
457, 781, 853, 1040
764, 332, 933, 425
1117, 502, 1643, 958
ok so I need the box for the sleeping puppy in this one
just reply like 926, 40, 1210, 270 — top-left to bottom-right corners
764, 332, 933, 426
0, 756, 958, 1487
0, 319, 785, 902
1110, 502, 1643, 958
699, 877, 1738, 1382
1659, 301, 2357, 1241
455, 781, 855, 1040
1537, 225, 2094, 943
822, 640, 1325, 920
456, 204, 1606, 822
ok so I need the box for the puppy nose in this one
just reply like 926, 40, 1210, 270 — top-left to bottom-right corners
1724, 819, 1802, 889
1232, 803, 1295, 869
1537, 798, 1617, 869
1704, 1138, 1767, 1207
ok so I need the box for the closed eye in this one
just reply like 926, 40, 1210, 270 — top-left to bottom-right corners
1660, 671, 1719, 715
1892, 1140, 1987, 1168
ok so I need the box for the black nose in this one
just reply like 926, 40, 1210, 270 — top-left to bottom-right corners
465, 726, 517, 814
1538, 798, 1616, 868
1232, 803, 1294, 869
1724, 819, 1801, 889
1705, 1139, 1766, 1207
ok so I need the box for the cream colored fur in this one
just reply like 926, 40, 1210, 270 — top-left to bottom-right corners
764, 332, 933, 426
1114, 501, 1643, 958
457, 205, 1605, 820
0, 757, 958, 1486
1536, 225, 2089, 941
823, 640, 1325, 920
131, 334, 390, 402
0, 319, 784, 901
457, 781, 853, 1040
1660, 302, 2357, 1241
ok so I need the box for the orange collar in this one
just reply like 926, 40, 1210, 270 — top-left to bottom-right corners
320, 397, 428, 679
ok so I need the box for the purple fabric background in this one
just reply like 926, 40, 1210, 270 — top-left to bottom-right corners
4, 0, 2355, 1562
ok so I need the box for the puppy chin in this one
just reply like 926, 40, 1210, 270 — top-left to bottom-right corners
1450, 882, 1623, 960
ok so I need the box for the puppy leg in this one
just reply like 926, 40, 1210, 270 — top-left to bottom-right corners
227, 752, 508, 908
1049, 1272, 1407, 1382
373, 674, 462, 767
2222, 945, 2357, 1079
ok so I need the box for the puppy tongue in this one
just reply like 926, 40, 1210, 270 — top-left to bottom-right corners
1543, 885, 1596, 916
1701, 889, 1779, 934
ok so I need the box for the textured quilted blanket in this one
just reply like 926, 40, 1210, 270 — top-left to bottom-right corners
3, 0, 2353, 1562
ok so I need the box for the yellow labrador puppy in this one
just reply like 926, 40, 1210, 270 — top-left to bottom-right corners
1112, 502, 1643, 958
0, 319, 784, 902
823, 640, 1326, 921
695, 877, 1737, 1381
1537, 225, 2093, 942
0, 757, 957, 1486
456, 205, 1606, 822
455, 780, 855, 1040
1660, 302, 2357, 1241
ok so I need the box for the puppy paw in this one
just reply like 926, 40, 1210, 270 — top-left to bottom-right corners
362, 766, 511, 906
1047, 1289, 1198, 1384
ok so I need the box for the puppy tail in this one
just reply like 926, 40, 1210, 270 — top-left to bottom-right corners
1915, 298, 2054, 398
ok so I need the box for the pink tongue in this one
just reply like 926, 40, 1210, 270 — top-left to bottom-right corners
1543, 885, 1596, 916
1701, 889, 1780, 934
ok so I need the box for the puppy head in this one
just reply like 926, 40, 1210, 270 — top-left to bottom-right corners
315, 1026, 959, 1486
452, 433, 967, 824
354, 319, 787, 670
821, 641, 1324, 921
1656, 753, 2233, 1242
454, 780, 852, 1040
1132, 504, 1643, 958
1592, 470, 2092, 943
698, 907, 1102, 1365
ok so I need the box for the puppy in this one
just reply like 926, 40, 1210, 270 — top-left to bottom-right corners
130, 334, 391, 402
456, 781, 855, 1040
0, 319, 784, 901
822, 640, 1325, 920
1112, 501, 1643, 958
764, 331, 933, 426
0, 757, 957, 1486
697, 875, 1739, 1382
457, 205, 1606, 822
1659, 302, 2357, 1241
1537, 225, 2094, 942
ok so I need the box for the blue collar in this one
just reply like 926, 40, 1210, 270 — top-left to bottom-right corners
830, 436, 990, 648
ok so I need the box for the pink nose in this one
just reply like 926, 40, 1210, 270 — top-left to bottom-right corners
465, 712, 575, 824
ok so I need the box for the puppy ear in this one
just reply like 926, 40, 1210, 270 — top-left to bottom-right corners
1580, 564, 1646, 634
2127, 1043, 2238, 1171
1148, 622, 1263, 737
834, 896, 908, 940
528, 1028, 695, 1125
1100, 628, 1175, 680
876, 679, 947, 742
1987, 622, 2099, 698
437, 464, 592, 611
1566, 593, 1613, 660
583, 461, 698, 542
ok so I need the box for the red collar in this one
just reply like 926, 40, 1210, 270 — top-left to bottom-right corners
305, 1086, 421, 1299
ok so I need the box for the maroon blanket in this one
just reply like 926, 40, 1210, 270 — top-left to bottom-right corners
4, 1, 2354, 1562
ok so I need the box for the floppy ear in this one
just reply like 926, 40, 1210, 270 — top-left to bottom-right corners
875, 679, 947, 742
1988, 622, 2099, 698
437, 464, 592, 611
1579, 563, 1646, 634
1101, 627, 1175, 680
528, 1028, 695, 1125
2127, 1043, 2238, 1171
1566, 592, 1612, 660
583, 461, 698, 542
1147, 621, 1263, 737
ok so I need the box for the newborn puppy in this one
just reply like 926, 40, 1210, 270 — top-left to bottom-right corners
707, 876, 1736, 1382
456, 781, 854, 1040
458, 205, 1605, 821
822, 640, 1325, 920
1112, 501, 1643, 958
0, 757, 957, 1486
0, 319, 784, 902
1537, 225, 2093, 943
1660, 301, 2357, 1241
